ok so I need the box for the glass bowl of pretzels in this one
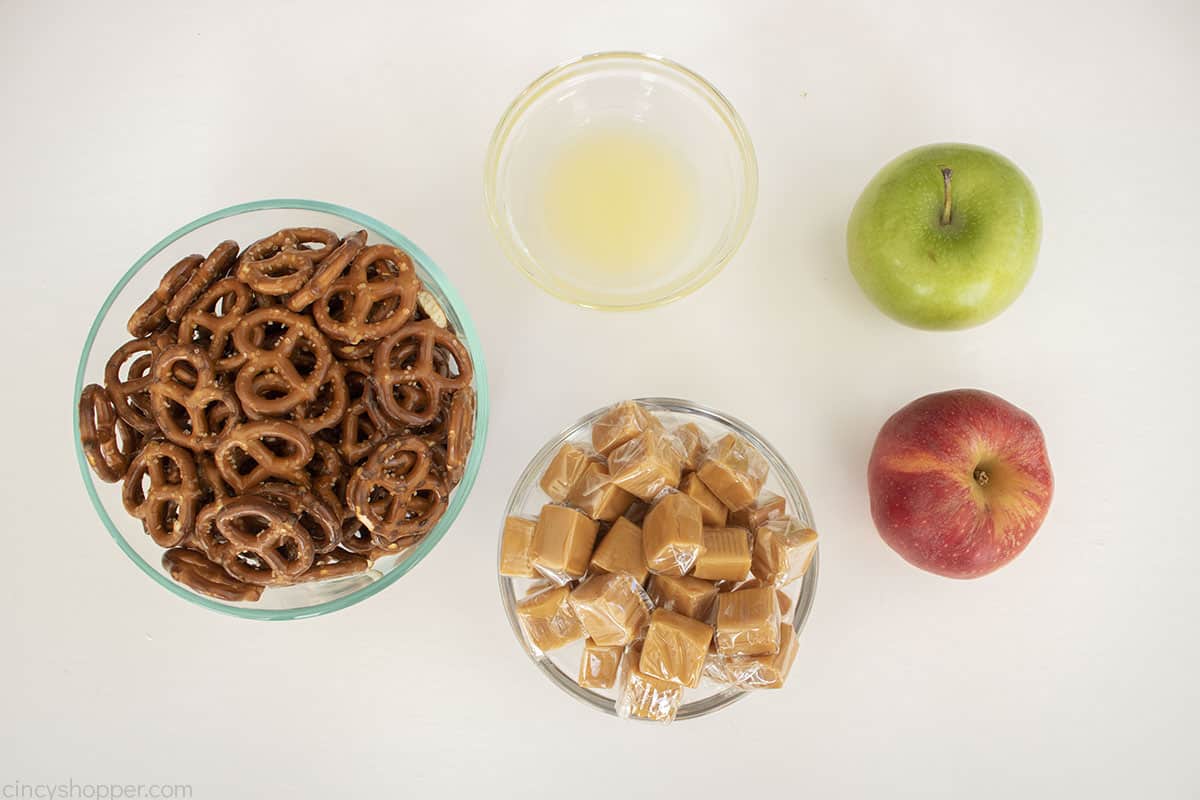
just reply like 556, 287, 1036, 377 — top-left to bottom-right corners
74, 199, 488, 619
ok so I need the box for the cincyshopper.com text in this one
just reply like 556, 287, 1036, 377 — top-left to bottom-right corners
2, 781, 192, 799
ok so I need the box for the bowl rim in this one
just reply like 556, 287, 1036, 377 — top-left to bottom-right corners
497, 396, 818, 721
73, 198, 490, 621
484, 51, 759, 312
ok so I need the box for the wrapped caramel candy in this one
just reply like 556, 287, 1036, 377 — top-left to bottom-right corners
567, 461, 636, 522
697, 434, 769, 511
540, 443, 596, 502
648, 574, 718, 621
729, 492, 786, 530
751, 517, 819, 587
680, 472, 728, 527
589, 517, 649, 583
499, 516, 538, 578
517, 585, 585, 653
591, 401, 660, 457
616, 643, 683, 723
532, 504, 600, 579
715, 585, 781, 657
693, 527, 752, 582
673, 423, 709, 472
607, 427, 685, 502
579, 640, 623, 689
642, 492, 703, 577
568, 573, 652, 647
706, 623, 798, 689
639, 609, 714, 688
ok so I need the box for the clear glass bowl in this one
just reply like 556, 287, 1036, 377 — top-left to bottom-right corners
485, 52, 758, 311
73, 199, 489, 620
498, 398, 818, 720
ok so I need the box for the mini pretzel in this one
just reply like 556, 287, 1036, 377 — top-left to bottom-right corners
236, 227, 339, 296
212, 495, 315, 585
166, 240, 239, 322
285, 230, 367, 312
128, 254, 203, 337
249, 361, 348, 435
333, 366, 395, 464
374, 320, 473, 426
162, 547, 264, 602
347, 437, 440, 542
213, 419, 314, 493
232, 307, 333, 416
353, 473, 449, 544
79, 384, 138, 482
294, 548, 370, 583
149, 344, 241, 452
177, 276, 255, 374
312, 244, 420, 344
122, 441, 205, 547
105, 339, 165, 434
252, 482, 343, 554
443, 387, 475, 487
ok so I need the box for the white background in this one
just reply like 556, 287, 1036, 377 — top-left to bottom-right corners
2, 0, 1197, 797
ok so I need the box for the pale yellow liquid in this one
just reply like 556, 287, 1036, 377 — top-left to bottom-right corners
540, 128, 696, 284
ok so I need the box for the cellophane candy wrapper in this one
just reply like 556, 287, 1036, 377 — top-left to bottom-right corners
607, 426, 687, 502
704, 623, 799, 689
751, 517, 819, 587
567, 573, 654, 647
516, 584, 585, 655
590, 400, 662, 456
616, 643, 683, 723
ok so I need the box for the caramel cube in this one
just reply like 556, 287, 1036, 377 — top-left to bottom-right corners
499, 516, 538, 578
591, 401, 660, 456
639, 609, 714, 688
567, 461, 636, 522
589, 517, 649, 583
539, 443, 595, 502
516, 585, 585, 653
673, 423, 709, 471
648, 574, 718, 621
717, 624, 799, 689
531, 504, 599, 579
578, 640, 623, 689
693, 527, 752, 582
697, 434, 769, 511
751, 517, 819, 587
608, 427, 685, 502
680, 472, 728, 527
729, 492, 786, 530
642, 492, 703, 576
568, 573, 652, 647
716, 585, 781, 657
616, 644, 683, 723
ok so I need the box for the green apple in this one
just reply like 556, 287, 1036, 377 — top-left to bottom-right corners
846, 143, 1042, 330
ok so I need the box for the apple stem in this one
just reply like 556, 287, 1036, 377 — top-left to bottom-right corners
973, 467, 990, 487
940, 167, 954, 226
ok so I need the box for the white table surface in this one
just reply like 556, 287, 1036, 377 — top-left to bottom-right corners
2, 1, 1197, 797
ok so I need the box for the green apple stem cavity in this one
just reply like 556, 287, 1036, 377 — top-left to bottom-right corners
940, 167, 954, 226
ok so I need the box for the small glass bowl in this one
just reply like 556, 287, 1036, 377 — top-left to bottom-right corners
73, 199, 489, 620
498, 398, 818, 720
485, 52, 758, 311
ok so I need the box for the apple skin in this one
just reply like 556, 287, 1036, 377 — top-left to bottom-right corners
867, 389, 1053, 579
846, 143, 1042, 330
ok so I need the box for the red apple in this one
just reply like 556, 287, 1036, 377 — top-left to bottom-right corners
867, 389, 1053, 578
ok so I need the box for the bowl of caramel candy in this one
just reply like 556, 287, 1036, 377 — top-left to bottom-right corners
498, 398, 819, 722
